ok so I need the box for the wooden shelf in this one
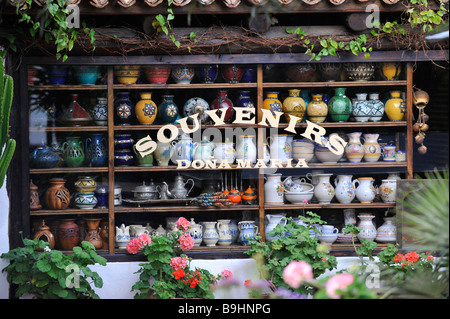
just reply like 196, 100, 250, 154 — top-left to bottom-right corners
113, 123, 260, 131
276, 121, 407, 128
114, 205, 259, 213
113, 82, 257, 90
30, 208, 108, 216
30, 167, 108, 174
29, 126, 108, 132
28, 84, 107, 91
264, 202, 396, 210
263, 80, 407, 88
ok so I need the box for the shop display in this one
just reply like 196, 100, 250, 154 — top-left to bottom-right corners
171, 65, 195, 84
385, 91, 405, 121
306, 94, 328, 123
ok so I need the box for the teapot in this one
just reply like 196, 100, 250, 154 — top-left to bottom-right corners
163, 174, 195, 199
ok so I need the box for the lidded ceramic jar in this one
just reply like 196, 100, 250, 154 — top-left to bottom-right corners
282, 89, 306, 123
306, 94, 328, 123
92, 97, 108, 126
368, 93, 385, 122
385, 91, 405, 121
376, 217, 397, 243
328, 88, 352, 122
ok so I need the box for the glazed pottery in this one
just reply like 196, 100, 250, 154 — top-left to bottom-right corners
379, 179, 397, 203
385, 91, 405, 121
284, 191, 314, 204
171, 65, 195, 84
378, 62, 401, 81
321, 225, 339, 235
328, 88, 352, 122
144, 65, 171, 84
354, 177, 376, 203
235, 91, 255, 108
196, 65, 218, 83
283, 176, 314, 193
263, 91, 283, 115
58, 94, 92, 126
264, 173, 284, 205
31, 142, 60, 168
357, 214, 377, 241
158, 95, 179, 124
62, 136, 85, 167
313, 173, 335, 204
382, 145, 396, 162
344, 132, 364, 163
238, 221, 258, 245
74, 66, 101, 85
344, 63, 375, 81
154, 141, 175, 166
300, 90, 311, 122
152, 225, 167, 237
242, 66, 256, 83
343, 208, 357, 226
74, 192, 98, 209
85, 133, 107, 167
115, 224, 130, 249
96, 184, 108, 208
265, 214, 287, 242
286, 63, 316, 82
221, 65, 243, 83
229, 220, 239, 243
47, 65, 68, 85
30, 180, 42, 210
114, 65, 140, 84
189, 219, 203, 247
75, 176, 97, 193
352, 93, 371, 122
283, 89, 306, 123
307, 94, 328, 123
92, 97, 108, 126
334, 175, 356, 204
114, 133, 134, 149
318, 63, 342, 82
317, 234, 338, 245
314, 135, 344, 163
236, 135, 257, 163
212, 90, 234, 123
193, 137, 215, 162
376, 217, 397, 243
213, 142, 235, 164
33, 221, 55, 250
217, 219, 233, 246
114, 148, 134, 166
292, 138, 314, 163
114, 92, 134, 125
45, 178, 70, 210
183, 97, 210, 124
363, 133, 381, 162
387, 172, 402, 180
57, 219, 80, 250
267, 134, 289, 164
133, 143, 153, 166
263, 143, 270, 163
395, 150, 406, 162
242, 187, 257, 205
135, 92, 157, 124
172, 133, 195, 163
368, 93, 385, 122
114, 185, 122, 206
203, 222, 219, 246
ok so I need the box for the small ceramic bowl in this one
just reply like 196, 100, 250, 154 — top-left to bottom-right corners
317, 234, 338, 245
284, 191, 314, 204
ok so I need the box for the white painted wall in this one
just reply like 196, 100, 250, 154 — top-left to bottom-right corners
0, 180, 10, 299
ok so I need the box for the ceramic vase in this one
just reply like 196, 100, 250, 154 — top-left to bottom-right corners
158, 95, 179, 124
92, 97, 108, 126
154, 141, 175, 166
96, 185, 108, 208
368, 93, 385, 122
171, 65, 195, 84
189, 219, 203, 247
135, 92, 157, 124
144, 65, 171, 84
114, 92, 134, 125
357, 214, 377, 241
203, 222, 219, 246
115, 224, 130, 249
221, 65, 243, 83
133, 144, 154, 166
114, 133, 134, 149
292, 138, 314, 163
212, 90, 234, 123
57, 219, 80, 250
376, 217, 397, 243
328, 88, 352, 122
74, 192, 97, 209
45, 178, 70, 210
196, 64, 218, 83
344, 63, 375, 81
267, 134, 289, 164
85, 133, 107, 167
282, 89, 306, 123
382, 145, 396, 162
264, 173, 284, 205
263, 91, 283, 115
30, 180, 42, 210
235, 91, 255, 108
318, 63, 342, 82
379, 179, 397, 203
265, 214, 287, 242
345, 132, 364, 163
217, 219, 233, 246
242, 66, 256, 83
114, 149, 134, 166
354, 177, 376, 203
307, 94, 328, 123
62, 136, 85, 167
363, 133, 381, 162
334, 175, 356, 204
236, 135, 257, 163
183, 97, 210, 124
385, 91, 405, 121
313, 173, 335, 204
75, 176, 97, 193
238, 221, 258, 245
352, 93, 371, 122
172, 133, 195, 163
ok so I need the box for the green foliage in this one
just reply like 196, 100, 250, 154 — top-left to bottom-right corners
245, 212, 337, 295
1, 238, 106, 299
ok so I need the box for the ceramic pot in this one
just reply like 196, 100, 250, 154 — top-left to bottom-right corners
30, 180, 42, 210
189, 219, 203, 247
263, 143, 270, 163
307, 94, 328, 123
115, 224, 130, 249
213, 142, 235, 164
368, 93, 385, 122
74, 66, 101, 85
152, 225, 167, 237
92, 97, 108, 126
114, 148, 134, 166
203, 222, 219, 246
31, 143, 60, 168
171, 65, 195, 84
344, 63, 375, 81
172, 133, 195, 163
229, 220, 239, 243
75, 176, 97, 193
267, 134, 289, 164
183, 97, 210, 124
196, 64, 218, 83
114, 92, 134, 125
363, 133, 381, 162
135, 92, 157, 125
133, 144, 153, 166
382, 145, 396, 162
74, 192, 98, 209
345, 132, 364, 163
328, 88, 352, 122
62, 136, 85, 167
47, 66, 68, 85
318, 63, 342, 82
264, 173, 284, 205
314, 135, 344, 163
313, 173, 335, 204
114, 133, 134, 149
378, 62, 401, 81
33, 221, 55, 250
85, 133, 107, 167
354, 177, 376, 203
212, 90, 234, 123
265, 214, 287, 242
238, 221, 258, 245
352, 93, 371, 122
242, 187, 257, 205
334, 175, 356, 204
242, 66, 256, 83
292, 138, 314, 163
217, 219, 233, 246
236, 135, 257, 163
385, 91, 405, 121
158, 95, 179, 124
114, 65, 140, 84
144, 65, 171, 84
286, 63, 316, 82
283, 89, 306, 123
376, 217, 397, 243
263, 91, 283, 115
379, 179, 397, 203
57, 219, 80, 250
221, 65, 243, 83
58, 94, 92, 126
45, 178, 70, 210
357, 214, 377, 241
154, 141, 175, 166
235, 91, 255, 108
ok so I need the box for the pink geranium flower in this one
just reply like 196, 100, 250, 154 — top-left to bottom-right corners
176, 217, 191, 231
126, 238, 141, 254
282, 260, 313, 289
170, 256, 189, 270
221, 269, 233, 278
178, 232, 195, 251
325, 273, 354, 299
137, 233, 152, 247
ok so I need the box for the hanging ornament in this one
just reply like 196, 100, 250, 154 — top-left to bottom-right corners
413, 89, 430, 155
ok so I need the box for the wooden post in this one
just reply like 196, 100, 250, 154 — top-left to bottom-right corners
107, 66, 116, 254
257, 64, 265, 241
406, 62, 414, 179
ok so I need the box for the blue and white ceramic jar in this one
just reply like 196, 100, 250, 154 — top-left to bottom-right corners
85, 133, 107, 167
202, 222, 219, 247
114, 92, 134, 125
74, 192, 98, 209
368, 93, 385, 122
196, 64, 218, 83
352, 93, 371, 122
171, 65, 195, 84
183, 97, 210, 124
92, 97, 108, 126
238, 221, 259, 246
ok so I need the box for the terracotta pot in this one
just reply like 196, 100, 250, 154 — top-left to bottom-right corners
33, 220, 55, 250
44, 178, 70, 210
30, 180, 42, 210
57, 219, 80, 250
84, 218, 104, 249
144, 65, 171, 84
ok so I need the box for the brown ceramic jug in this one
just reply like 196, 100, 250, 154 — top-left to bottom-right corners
84, 218, 104, 249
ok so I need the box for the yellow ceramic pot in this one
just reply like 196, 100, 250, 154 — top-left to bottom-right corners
379, 63, 401, 81
385, 91, 405, 121
282, 89, 306, 123
114, 65, 141, 84
263, 91, 283, 115
135, 92, 158, 124
307, 94, 328, 123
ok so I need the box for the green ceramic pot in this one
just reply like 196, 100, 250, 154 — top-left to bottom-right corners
62, 136, 85, 167
328, 87, 352, 122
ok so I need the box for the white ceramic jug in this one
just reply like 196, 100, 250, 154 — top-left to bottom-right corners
203, 222, 219, 246
334, 175, 356, 204
313, 173, 335, 204
267, 134, 289, 164
217, 219, 232, 246
265, 214, 287, 242
236, 135, 257, 163
354, 177, 376, 203
264, 173, 284, 205
115, 224, 130, 249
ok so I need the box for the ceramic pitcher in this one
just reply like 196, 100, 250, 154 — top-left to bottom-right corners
238, 221, 259, 246
363, 133, 381, 162
267, 134, 289, 164
203, 222, 219, 246
334, 175, 356, 204
354, 177, 376, 203
379, 179, 397, 203
236, 135, 257, 163
265, 214, 287, 242
213, 142, 235, 164
345, 132, 364, 163
264, 173, 284, 205
217, 219, 232, 246
313, 173, 335, 204
115, 224, 130, 249
189, 218, 203, 247
154, 141, 175, 166
172, 133, 196, 163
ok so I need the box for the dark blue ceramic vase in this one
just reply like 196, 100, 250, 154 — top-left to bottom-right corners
158, 95, 179, 124
47, 66, 68, 85
241, 67, 256, 83
114, 92, 134, 125
196, 65, 218, 84
235, 91, 255, 108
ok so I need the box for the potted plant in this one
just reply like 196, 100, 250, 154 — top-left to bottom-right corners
1, 238, 106, 299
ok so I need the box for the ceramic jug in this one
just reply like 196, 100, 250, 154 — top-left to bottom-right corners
267, 134, 289, 164
313, 173, 335, 204
203, 222, 219, 246
115, 224, 130, 249
334, 175, 356, 204
172, 133, 195, 164
385, 91, 405, 121
363, 133, 381, 162
189, 218, 203, 247
353, 177, 376, 203
193, 137, 215, 162
265, 214, 287, 242
238, 221, 259, 246
376, 217, 397, 243
85, 133, 107, 167
236, 135, 257, 163
213, 141, 235, 164
357, 214, 377, 241
154, 141, 175, 166
264, 173, 284, 205
344, 132, 364, 163
379, 179, 397, 203
217, 219, 233, 246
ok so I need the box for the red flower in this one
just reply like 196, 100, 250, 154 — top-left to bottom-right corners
170, 256, 188, 270
178, 233, 195, 251
394, 254, 406, 263
173, 269, 186, 280
244, 280, 252, 287
405, 252, 420, 263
